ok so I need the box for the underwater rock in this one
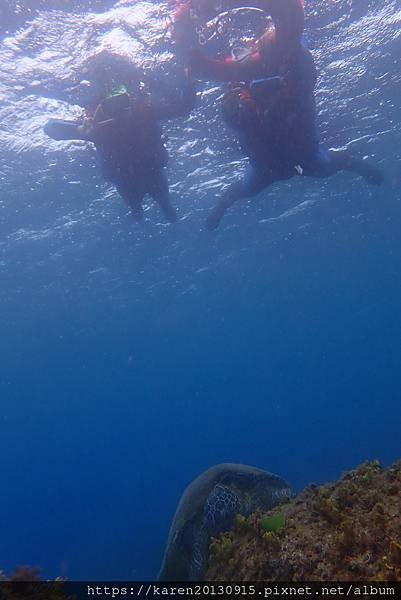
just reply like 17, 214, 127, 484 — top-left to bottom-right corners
206, 460, 401, 581
158, 463, 291, 581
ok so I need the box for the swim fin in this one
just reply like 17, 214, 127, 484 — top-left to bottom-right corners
44, 118, 87, 141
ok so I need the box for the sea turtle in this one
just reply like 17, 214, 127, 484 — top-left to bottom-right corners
158, 463, 291, 580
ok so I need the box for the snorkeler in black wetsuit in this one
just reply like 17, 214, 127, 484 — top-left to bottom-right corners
44, 80, 195, 222
172, 0, 384, 229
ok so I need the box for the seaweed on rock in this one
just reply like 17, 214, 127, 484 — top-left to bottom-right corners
207, 460, 401, 581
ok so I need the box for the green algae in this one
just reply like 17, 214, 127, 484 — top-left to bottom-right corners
260, 513, 286, 533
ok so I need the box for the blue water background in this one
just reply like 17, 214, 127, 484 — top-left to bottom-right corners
0, 0, 401, 581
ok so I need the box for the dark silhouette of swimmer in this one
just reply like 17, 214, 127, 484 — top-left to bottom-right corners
173, 0, 383, 230
44, 79, 195, 222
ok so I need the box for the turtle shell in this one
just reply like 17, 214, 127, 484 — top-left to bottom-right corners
158, 463, 291, 580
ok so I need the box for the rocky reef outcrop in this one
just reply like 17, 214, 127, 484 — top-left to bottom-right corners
207, 461, 401, 581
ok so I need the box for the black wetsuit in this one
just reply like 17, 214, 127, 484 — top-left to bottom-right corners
44, 85, 195, 221
185, 0, 383, 228
219, 42, 382, 196
230, 44, 320, 178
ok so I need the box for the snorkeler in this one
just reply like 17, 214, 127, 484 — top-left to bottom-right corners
44, 77, 195, 222
172, 0, 383, 230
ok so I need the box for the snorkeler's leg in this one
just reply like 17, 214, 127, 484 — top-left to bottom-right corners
325, 150, 384, 185
126, 195, 144, 221
206, 165, 273, 231
115, 182, 144, 221
151, 169, 177, 223
206, 181, 248, 231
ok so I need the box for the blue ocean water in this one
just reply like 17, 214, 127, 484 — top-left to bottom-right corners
0, 0, 400, 581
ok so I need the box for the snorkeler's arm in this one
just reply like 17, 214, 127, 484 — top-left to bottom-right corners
190, 48, 265, 81
171, 2, 195, 53
267, 0, 304, 48
44, 118, 94, 142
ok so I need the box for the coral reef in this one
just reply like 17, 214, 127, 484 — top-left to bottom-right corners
0, 566, 42, 582
0, 568, 73, 600
207, 460, 401, 581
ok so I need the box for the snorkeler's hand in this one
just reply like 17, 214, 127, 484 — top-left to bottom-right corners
80, 116, 94, 133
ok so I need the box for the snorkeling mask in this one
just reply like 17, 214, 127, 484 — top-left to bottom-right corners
109, 84, 129, 98
101, 85, 131, 119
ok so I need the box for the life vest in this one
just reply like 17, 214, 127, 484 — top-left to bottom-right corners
173, 0, 304, 29
221, 71, 284, 134
221, 86, 260, 131
172, 0, 305, 56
